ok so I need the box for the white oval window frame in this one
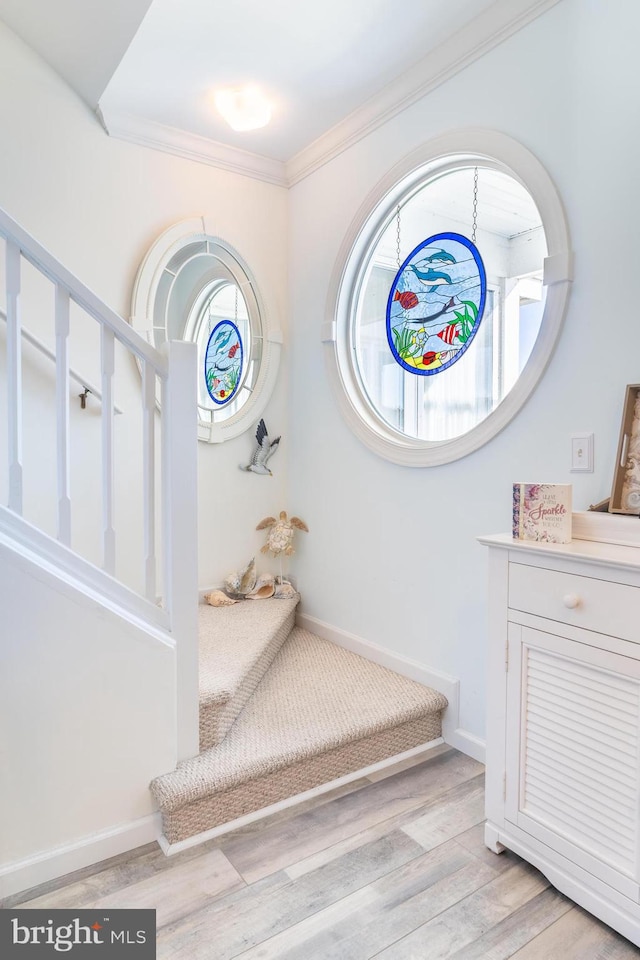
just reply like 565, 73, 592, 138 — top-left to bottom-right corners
325, 129, 573, 466
131, 217, 283, 443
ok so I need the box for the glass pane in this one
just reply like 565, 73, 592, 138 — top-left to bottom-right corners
192, 282, 255, 419
386, 232, 486, 375
204, 320, 243, 404
354, 166, 547, 442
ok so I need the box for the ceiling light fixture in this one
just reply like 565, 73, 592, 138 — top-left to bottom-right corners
214, 85, 272, 132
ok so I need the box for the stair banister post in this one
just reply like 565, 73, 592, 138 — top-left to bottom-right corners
162, 339, 199, 761
6, 241, 23, 515
100, 326, 116, 574
142, 359, 157, 603
55, 284, 71, 546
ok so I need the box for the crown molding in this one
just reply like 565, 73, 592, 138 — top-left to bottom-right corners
97, 0, 559, 190
285, 0, 561, 186
97, 107, 287, 187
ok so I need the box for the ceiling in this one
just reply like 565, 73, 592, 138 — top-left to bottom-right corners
99, 0, 500, 162
0, 0, 153, 106
0, 0, 558, 185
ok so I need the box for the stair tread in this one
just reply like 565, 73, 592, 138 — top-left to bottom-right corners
152, 627, 447, 812
199, 597, 298, 706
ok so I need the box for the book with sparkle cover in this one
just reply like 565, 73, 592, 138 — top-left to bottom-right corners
513, 483, 572, 543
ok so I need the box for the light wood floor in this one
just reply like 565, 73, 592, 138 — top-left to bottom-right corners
10, 745, 640, 958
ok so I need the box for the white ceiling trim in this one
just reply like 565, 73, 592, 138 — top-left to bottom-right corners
286, 0, 561, 186
97, 108, 287, 187
98, 0, 559, 190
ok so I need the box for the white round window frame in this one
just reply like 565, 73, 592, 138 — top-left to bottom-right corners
325, 129, 573, 466
131, 217, 283, 444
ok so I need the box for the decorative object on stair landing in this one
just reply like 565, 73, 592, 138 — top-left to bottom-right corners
386, 170, 486, 375
246, 573, 276, 599
203, 589, 238, 606
273, 579, 298, 599
256, 510, 308, 596
219, 558, 286, 602
240, 418, 280, 475
257, 511, 309, 557
224, 557, 258, 598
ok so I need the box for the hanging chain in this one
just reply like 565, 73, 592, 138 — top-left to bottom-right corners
472, 167, 479, 244
234, 283, 238, 322
396, 204, 401, 268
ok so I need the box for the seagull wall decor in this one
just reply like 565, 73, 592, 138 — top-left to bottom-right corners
240, 419, 281, 475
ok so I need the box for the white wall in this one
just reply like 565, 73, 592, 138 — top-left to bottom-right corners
1, 2, 637, 882
0, 536, 175, 895
0, 19, 289, 594
288, 0, 640, 740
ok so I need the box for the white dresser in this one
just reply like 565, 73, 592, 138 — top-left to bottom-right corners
480, 519, 640, 946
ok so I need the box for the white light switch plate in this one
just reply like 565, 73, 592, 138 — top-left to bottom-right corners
570, 433, 594, 473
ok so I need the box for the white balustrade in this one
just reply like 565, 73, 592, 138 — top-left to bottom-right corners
6, 240, 23, 516
0, 206, 199, 758
101, 325, 116, 576
55, 284, 71, 546
142, 358, 157, 603
161, 340, 199, 760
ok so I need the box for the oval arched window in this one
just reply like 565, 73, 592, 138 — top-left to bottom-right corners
131, 219, 281, 442
326, 132, 572, 465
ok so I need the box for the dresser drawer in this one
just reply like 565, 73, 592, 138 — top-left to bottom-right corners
508, 562, 640, 643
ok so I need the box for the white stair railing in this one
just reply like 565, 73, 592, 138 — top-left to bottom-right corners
0, 207, 199, 761
0, 307, 124, 412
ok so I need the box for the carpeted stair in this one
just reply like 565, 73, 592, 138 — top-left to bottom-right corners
151, 601, 448, 845
198, 598, 298, 749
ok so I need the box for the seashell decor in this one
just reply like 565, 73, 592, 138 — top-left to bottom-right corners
224, 557, 257, 598
215, 556, 299, 604
273, 579, 298, 600
247, 573, 276, 600
204, 590, 238, 607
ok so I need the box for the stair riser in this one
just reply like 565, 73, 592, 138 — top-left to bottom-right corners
163, 715, 443, 844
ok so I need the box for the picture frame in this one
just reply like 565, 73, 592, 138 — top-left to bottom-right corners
609, 383, 640, 515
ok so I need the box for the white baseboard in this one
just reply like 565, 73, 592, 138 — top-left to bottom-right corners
443, 727, 486, 764
0, 814, 161, 902
296, 612, 485, 764
160, 738, 445, 856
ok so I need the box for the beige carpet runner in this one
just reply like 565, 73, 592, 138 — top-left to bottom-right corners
198, 598, 297, 749
151, 605, 448, 845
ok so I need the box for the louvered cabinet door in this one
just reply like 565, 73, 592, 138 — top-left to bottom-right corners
505, 624, 640, 901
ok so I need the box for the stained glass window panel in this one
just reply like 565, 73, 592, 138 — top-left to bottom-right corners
204, 319, 243, 405
386, 232, 486, 377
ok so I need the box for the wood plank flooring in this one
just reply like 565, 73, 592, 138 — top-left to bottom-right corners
10, 746, 639, 958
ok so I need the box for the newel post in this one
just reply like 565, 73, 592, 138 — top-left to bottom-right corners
162, 339, 199, 761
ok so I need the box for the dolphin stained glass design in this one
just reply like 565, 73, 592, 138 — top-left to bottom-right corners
204, 319, 243, 404
386, 232, 486, 375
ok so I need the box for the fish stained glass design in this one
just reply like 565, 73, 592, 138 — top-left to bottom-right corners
204, 320, 243, 404
386, 232, 486, 376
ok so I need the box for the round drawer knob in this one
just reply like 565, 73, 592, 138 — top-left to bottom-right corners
563, 593, 580, 609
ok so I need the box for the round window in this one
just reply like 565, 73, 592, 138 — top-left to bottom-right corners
131, 218, 281, 443
326, 131, 572, 465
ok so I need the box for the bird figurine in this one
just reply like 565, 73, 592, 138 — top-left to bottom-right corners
240, 419, 280, 475
256, 511, 309, 557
